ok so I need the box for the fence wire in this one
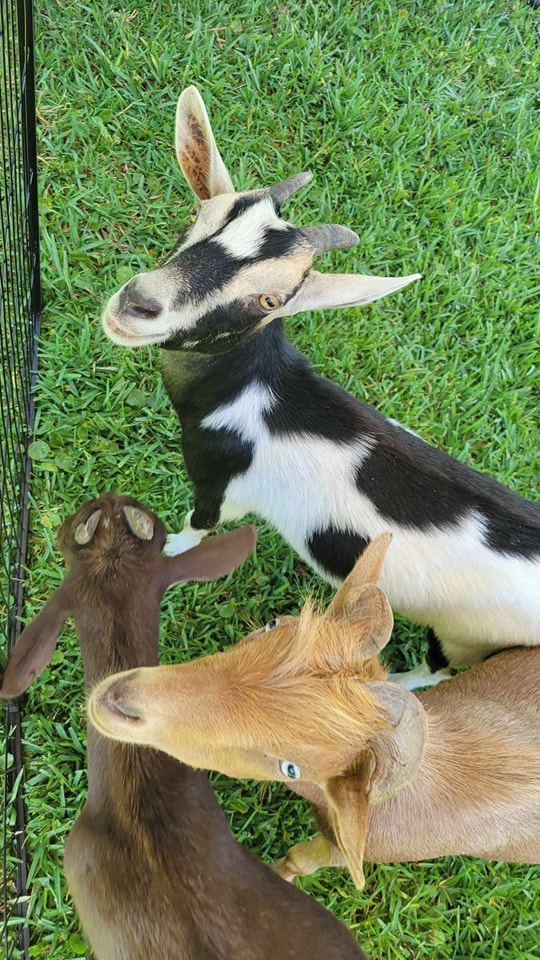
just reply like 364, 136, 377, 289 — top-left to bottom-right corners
1, 0, 40, 956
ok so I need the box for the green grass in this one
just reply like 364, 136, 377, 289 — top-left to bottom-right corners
7, 0, 540, 956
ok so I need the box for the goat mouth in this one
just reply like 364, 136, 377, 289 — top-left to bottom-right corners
102, 310, 140, 345
103, 311, 172, 349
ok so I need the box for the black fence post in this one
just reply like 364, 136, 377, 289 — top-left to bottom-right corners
1, 0, 41, 956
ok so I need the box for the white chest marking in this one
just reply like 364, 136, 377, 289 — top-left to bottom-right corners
202, 382, 376, 548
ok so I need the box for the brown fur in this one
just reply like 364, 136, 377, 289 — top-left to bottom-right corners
1, 495, 367, 958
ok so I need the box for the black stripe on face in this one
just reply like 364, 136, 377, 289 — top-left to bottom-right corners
168, 225, 304, 311
219, 193, 266, 230
257, 226, 303, 260
161, 299, 263, 351
170, 241, 243, 309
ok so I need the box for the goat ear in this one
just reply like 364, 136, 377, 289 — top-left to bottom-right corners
175, 86, 235, 199
363, 681, 428, 802
277, 270, 421, 317
325, 534, 394, 659
324, 759, 374, 890
324, 683, 427, 890
0, 584, 72, 699
329, 583, 394, 662
328, 532, 394, 617
162, 525, 257, 589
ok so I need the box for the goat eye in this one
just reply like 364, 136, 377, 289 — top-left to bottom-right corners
189, 206, 201, 223
265, 618, 280, 632
280, 760, 301, 780
259, 293, 279, 311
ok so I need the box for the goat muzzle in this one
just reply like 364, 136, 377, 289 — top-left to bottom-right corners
91, 673, 144, 731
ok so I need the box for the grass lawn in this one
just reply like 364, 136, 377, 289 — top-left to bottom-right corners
7, 0, 540, 956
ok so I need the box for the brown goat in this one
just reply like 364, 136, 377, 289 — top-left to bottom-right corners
89, 532, 540, 891
1, 494, 368, 959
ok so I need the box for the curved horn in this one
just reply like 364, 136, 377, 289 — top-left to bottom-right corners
74, 509, 102, 545
123, 506, 154, 541
364, 681, 428, 802
267, 171, 312, 208
300, 224, 359, 254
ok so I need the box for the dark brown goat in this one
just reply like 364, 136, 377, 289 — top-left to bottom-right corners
1, 494, 368, 960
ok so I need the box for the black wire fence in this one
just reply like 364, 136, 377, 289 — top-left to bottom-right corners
1, 0, 40, 955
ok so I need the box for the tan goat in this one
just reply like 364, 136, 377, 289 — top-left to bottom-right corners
89, 533, 540, 890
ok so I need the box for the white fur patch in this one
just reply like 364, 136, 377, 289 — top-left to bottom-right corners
389, 662, 454, 691
217, 198, 287, 259
179, 194, 238, 250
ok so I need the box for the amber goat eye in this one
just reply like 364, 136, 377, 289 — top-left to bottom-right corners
259, 294, 279, 310
189, 207, 201, 223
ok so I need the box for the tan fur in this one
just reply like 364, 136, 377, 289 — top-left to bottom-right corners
89, 533, 540, 889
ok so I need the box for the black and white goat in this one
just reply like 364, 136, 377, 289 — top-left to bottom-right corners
1, 495, 368, 960
103, 86, 540, 688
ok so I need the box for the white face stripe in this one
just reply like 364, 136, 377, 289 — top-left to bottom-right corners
175, 192, 283, 257
177, 193, 238, 251
216, 197, 289, 259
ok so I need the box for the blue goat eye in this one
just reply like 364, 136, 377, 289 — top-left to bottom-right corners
280, 760, 301, 780
265, 618, 280, 632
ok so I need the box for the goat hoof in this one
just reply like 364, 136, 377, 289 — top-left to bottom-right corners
163, 530, 204, 556
272, 857, 297, 883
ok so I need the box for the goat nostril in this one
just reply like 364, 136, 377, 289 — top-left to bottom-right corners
124, 299, 162, 322
103, 686, 142, 723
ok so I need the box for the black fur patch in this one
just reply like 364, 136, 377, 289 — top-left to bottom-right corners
425, 629, 450, 670
180, 417, 254, 530
257, 226, 301, 261
161, 321, 290, 416
354, 411, 540, 557
170, 241, 242, 308
264, 366, 362, 442
162, 300, 263, 353
308, 527, 370, 581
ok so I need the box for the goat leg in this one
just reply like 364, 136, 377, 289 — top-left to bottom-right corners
272, 837, 346, 882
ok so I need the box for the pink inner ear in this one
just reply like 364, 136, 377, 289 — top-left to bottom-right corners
179, 114, 212, 200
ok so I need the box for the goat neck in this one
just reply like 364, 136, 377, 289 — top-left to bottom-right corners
160, 316, 299, 419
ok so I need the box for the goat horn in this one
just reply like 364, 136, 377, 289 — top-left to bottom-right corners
123, 506, 154, 541
363, 681, 428, 803
74, 509, 102, 545
300, 224, 359, 254
267, 172, 313, 208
